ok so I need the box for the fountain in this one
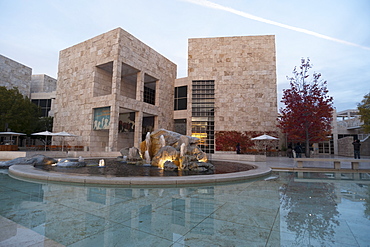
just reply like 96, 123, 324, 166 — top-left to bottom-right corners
135, 129, 214, 172
6, 129, 262, 183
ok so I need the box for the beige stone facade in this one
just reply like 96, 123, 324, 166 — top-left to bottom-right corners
175, 35, 278, 152
188, 35, 277, 132
54, 28, 177, 152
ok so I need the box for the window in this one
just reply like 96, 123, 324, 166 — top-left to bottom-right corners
174, 119, 187, 135
32, 99, 52, 117
144, 86, 155, 105
174, 86, 187, 110
191, 80, 215, 153
143, 74, 157, 105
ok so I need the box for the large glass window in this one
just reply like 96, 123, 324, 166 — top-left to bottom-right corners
191, 80, 215, 153
174, 86, 187, 110
32, 99, 52, 117
144, 74, 157, 105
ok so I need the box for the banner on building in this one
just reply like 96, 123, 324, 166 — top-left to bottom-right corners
93, 107, 110, 130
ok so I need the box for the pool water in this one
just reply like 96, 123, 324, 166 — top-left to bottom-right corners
0, 170, 369, 246
35, 160, 255, 177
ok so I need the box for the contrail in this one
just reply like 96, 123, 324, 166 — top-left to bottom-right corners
183, 0, 370, 51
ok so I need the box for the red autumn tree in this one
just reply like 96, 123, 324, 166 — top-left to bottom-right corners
278, 58, 334, 157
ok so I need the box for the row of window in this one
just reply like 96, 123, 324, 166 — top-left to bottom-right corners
174, 81, 216, 153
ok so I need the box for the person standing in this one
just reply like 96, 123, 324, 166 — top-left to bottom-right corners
352, 139, 361, 159
236, 143, 241, 154
287, 143, 293, 158
294, 143, 303, 158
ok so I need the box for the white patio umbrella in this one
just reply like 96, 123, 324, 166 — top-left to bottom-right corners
0, 131, 26, 146
31, 131, 56, 151
53, 131, 78, 151
251, 134, 279, 154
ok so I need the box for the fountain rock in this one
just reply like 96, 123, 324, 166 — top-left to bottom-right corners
133, 129, 213, 171
151, 146, 179, 168
119, 147, 129, 157
0, 154, 57, 168
128, 147, 142, 161
56, 158, 86, 168
147, 129, 199, 158
163, 160, 178, 171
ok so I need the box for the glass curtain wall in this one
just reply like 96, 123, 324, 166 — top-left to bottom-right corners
191, 80, 215, 153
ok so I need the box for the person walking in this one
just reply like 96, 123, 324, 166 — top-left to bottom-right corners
352, 139, 361, 159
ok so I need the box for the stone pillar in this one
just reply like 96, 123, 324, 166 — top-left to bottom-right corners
153, 115, 158, 130
332, 109, 338, 155
136, 71, 144, 101
108, 61, 122, 151
134, 111, 143, 148
186, 82, 193, 136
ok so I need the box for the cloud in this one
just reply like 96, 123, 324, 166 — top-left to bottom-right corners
182, 0, 370, 51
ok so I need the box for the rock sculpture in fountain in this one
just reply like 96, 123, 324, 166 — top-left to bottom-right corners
121, 129, 214, 171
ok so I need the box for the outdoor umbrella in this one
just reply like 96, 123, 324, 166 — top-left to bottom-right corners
0, 131, 26, 146
251, 134, 279, 154
31, 131, 55, 151
53, 131, 78, 151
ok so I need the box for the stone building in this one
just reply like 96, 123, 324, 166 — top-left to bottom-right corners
174, 35, 278, 153
333, 109, 370, 156
53, 28, 177, 152
0, 54, 32, 97
30, 74, 57, 117
0, 54, 56, 118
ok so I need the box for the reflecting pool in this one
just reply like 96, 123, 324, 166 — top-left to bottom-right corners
0, 170, 369, 246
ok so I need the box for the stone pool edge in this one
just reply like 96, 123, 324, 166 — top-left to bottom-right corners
8, 162, 271, 186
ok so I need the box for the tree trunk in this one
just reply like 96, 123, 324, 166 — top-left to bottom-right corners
305, 128, 310, 158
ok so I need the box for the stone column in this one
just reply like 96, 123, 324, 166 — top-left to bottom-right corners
332, 109, 338, 155
136, 71, 144, 101
134, 111, 143, 148
108, 61, 122, 151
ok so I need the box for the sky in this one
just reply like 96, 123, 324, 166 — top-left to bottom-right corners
1, 0, 369, 111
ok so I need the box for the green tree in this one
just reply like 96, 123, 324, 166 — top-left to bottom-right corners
358, 92, 370, 133
0, 86, 41, 134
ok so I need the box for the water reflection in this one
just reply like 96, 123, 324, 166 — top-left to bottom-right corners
280, 173, 340, 245
0, 171, 369, 246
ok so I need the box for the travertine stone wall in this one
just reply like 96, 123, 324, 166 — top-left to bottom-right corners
0, 54, 32, 97
338, 136, 370, 157
188, 35, 277, 133
31, 74, 57, 93
54, 28, 176, 151
338, 136, 355, 157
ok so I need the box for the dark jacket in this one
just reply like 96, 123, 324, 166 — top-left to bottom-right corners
352, 141, 361, 151
294, 145, 303, 153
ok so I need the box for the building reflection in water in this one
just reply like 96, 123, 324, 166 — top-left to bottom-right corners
0, 171, 369, 246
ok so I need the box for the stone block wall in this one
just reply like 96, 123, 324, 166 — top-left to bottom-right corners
54, 28, 176, 151
120, 78, 136, 99
188, 35, 278, 133
362, 137, 370, 156
93, 67, 112, 97
338, 136, 370, 157
0, 54, 32, 97
31, 74, 57, 93
338, 136, 354, 157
